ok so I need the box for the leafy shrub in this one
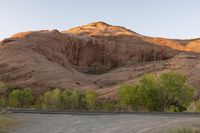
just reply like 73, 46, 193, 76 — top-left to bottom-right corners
98, 98, 116, 111
0, 82, 13, 97
159, 72, 194, 112
43, 89, 62, 109
34, 96, 43, 109
19, 88, 33, 108
117, 84, 142, 111
139, 73, 162, 111
8, 90, 21, 108
168, 105, 180, 112
0, 97, 6, 108
85, 90, 98, 110
187, 100, 200, 112
77, 92, 87, 111
8, 88, 33, 108
62, 90, 80, 110
0, 82, 13, 107
70, 90, 80, 110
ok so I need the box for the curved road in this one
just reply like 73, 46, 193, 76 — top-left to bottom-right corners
8, 113, 200, 133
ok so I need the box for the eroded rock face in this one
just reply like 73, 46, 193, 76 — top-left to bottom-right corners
63, 22, 179, 73
185, 40, 200, 52
63, 36, 177, 74
0, 22, 200, 96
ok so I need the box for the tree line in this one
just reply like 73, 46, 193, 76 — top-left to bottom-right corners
0, 83, 114, 111
0, 72, 196, 112
117, 72, 194, 112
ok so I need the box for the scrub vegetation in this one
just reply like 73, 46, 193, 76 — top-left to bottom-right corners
0, 72, 196, 112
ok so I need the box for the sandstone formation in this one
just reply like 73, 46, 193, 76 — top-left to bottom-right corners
0, 22, 200, 97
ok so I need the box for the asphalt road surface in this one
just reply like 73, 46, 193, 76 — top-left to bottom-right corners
7, 113, 200, 133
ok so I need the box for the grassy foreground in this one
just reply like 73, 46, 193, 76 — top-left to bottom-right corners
0, 114, 17, 132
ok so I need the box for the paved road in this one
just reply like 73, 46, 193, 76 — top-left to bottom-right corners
8, 113, 200, 133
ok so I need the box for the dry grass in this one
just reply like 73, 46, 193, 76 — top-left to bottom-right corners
162, 126, 200, 133
0, 114, 17, 132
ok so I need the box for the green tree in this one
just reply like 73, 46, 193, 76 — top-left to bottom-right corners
62, 90, 73, 110
85, 90, 98, 110
62, 89, 85, 111
8, 90, 21, 108
117, 72, 194, 112
0, 97, 6, 108
19, 88, 33, 108
139, 74, 163, 111
117, 84, 142, 111
43, 89, 62, 109
69, 90, 80, 110
7, 88, 33, 108
34, 96, 43, 109
0, 82, 13, 107
159, 72, 194, 112
77, 92, 87, 111
0, 82, 12, 97
139, 72, 194, 112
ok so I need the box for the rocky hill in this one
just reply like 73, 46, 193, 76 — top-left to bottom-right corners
0, 22, 200, 97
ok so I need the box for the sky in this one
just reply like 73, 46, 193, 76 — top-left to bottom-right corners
0, 0, 200, 40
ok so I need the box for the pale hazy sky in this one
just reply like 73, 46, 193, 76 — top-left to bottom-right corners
0, 0, 200, 39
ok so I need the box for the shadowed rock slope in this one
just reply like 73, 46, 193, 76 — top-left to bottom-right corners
0, 22, 200, 97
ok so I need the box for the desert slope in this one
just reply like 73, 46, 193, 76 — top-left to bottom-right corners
0, 22, 200, 97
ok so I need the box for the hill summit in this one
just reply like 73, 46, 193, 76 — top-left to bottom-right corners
63, 21, 139, 36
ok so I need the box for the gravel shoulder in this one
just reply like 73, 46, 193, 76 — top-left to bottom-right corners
9, 113, 200, 133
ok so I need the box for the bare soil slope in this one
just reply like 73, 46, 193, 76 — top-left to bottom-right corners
0, 22, 200, 97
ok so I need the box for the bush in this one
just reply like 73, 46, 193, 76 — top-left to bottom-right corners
0, 97, 6, 108
62, 90, 80, 110
34, 96, 43, 109
61, 90, 72, 110
187, 100, 200, 112
8, 89, 21, 108
69, 90, 80, 110
19, 88, 33, 108
117, 84, 142, 111
0, 82, 12, 97
8, 88, 33, 108
159, 72, 194, 111
168, 105, 180, 112
43, 89, 62, 109
139, 73, 163, 111
85, 90, 98, 110
77, 92, 87, 111
98, 98, 116, 111
0, 82, 13, 107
